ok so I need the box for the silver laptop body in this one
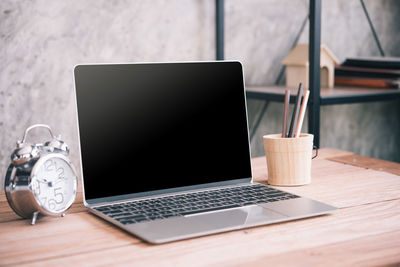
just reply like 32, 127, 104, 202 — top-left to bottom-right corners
73, 61, 336, 244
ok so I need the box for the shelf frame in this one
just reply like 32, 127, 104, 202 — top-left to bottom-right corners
215, 0, 398, 148
308, 0, 322, 147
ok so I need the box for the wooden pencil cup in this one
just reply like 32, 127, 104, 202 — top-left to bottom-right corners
263, 133, 314, 186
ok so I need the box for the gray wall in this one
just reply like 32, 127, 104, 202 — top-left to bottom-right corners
1, 0, 399, 186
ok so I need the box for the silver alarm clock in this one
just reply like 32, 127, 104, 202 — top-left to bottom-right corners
4, 124, 78, 225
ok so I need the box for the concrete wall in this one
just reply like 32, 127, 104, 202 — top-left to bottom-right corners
1, 0, 399, 186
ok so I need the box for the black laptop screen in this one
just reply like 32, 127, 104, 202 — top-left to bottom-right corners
74, 62, 252, 200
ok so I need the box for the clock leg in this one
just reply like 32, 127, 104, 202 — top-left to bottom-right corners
31, 211, 39, 225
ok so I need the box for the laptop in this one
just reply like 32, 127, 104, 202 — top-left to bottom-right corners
73, 61, 336, 244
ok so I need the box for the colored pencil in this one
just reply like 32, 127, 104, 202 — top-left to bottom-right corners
282, 90, 290, 137
288, 83, 303, 137
295, 89, 310, 138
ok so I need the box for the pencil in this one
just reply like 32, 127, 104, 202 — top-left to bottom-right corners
288, 83, 303, 137
282, 90, 290, 137
294, 89, 310, 138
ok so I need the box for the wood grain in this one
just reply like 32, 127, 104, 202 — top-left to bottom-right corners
0, 148, 399, 266
12, 199, 400, 266
329, 153, 400, 176
244, 230, 400, 266
0, 212, 139, 265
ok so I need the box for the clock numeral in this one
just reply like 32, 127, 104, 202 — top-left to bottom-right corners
40, 197, 47, 206
56, 167, 65, 179
44, 159, 54, 171
54, 187, 64, 204
48, 199, 56, 211
32, 180, 41, 196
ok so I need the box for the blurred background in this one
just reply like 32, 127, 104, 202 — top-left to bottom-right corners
1, 0, 400, 185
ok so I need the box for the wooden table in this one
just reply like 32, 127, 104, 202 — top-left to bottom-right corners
1, 149, 400, 266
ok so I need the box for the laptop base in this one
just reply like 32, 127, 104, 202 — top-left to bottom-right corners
90, 196, 336, 244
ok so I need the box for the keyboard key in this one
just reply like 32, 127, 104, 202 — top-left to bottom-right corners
148, 216, 164, 221
180, 204, 241, 216
163, 213, 179, 218
135, 217, 149, 223
119, 220, 134, 225
111, 212, 134, 218
117, 214, 148, 221
103, 209, 124, 215
94, 207, 110, 212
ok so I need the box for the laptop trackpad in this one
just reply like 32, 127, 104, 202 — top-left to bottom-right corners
129, 206, 287, 243
191, 205, 287, 228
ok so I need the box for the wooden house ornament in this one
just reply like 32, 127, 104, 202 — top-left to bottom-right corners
282, 44, 339, 89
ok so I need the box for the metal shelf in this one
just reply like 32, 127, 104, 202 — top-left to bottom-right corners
246, 86, 400, 105
215, 0, 393, 147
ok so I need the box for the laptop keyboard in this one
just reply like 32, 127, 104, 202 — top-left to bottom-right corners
93, 184, 299, 225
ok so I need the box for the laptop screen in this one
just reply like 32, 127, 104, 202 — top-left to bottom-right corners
74, 62, 252, 201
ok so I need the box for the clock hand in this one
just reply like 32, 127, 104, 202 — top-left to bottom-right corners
55, 179, 64, 184
37, 177, 55, 186
37, 177, 48, 183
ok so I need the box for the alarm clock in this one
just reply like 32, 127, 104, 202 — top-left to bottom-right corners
4, 124, 78, 225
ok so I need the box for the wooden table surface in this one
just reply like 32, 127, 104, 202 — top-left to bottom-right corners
1, 148, 400, 266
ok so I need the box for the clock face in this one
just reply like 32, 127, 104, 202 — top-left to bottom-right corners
31, 156, 77, 213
